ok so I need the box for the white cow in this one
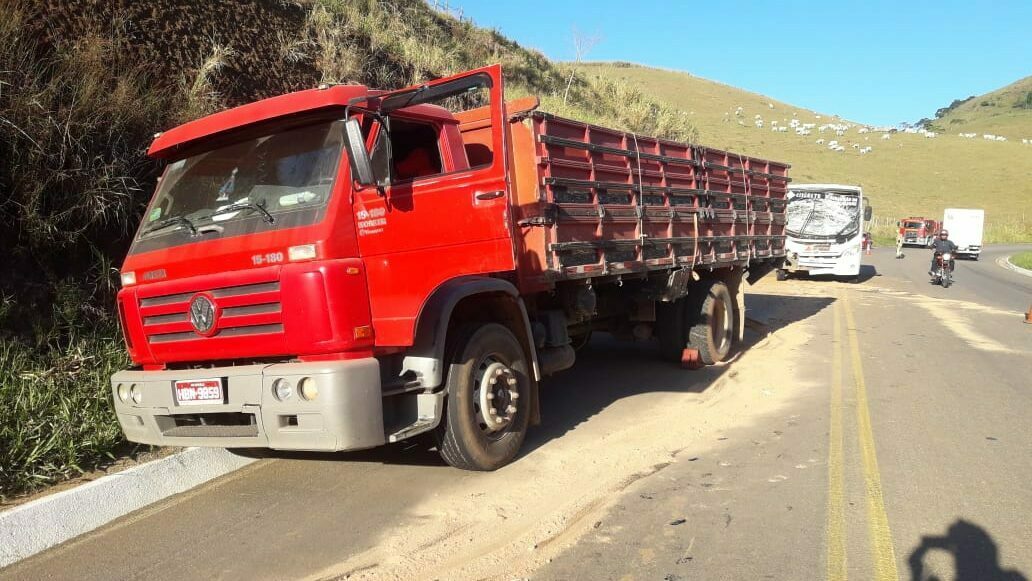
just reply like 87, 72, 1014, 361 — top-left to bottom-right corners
816, 138, 825, 145
881, 134, 891, 140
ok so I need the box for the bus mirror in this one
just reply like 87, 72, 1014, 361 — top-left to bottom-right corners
864, 206, 873, 221
344, 118, 375, 186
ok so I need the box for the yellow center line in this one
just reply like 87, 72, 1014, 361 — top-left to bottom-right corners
843, 293, 900, 581
827, 297, 847, 581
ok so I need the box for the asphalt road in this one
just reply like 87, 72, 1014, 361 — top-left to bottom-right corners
3, 246, 1030, 580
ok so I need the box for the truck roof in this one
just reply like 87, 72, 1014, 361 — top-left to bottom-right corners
790, 183, 862, 193
148, 84, 375, 159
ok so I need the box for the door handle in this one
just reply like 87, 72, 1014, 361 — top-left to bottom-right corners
475, 190, 505, 201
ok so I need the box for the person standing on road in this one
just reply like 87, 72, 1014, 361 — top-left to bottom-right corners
896, 232, 905, 259
929, 229, 958, 275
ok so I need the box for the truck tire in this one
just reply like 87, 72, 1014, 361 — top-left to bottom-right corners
436, 323, 531, 471
686, 281, 733, 365
655, 299, 687, 362
775, 268, 788, 281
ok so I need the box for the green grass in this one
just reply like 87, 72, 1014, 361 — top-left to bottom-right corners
573, 63, 1032, 244
0, 329, 132, 500
1010, 251, 1032, 270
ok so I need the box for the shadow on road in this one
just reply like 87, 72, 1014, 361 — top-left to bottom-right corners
908, 519, 1027, 581
522, 292, 835, 456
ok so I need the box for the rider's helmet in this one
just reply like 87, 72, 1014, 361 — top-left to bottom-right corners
939, 229, 949, 238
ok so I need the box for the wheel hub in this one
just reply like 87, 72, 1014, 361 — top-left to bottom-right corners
476, 361, 519, 433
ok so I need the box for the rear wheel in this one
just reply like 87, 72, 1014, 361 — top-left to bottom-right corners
686, 281, 734, 365
436, 323, 531, 470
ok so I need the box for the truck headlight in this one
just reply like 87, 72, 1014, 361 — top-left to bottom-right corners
130, 384, 143, 404
272, 378, 293, 401
116, 383, 129, 403
299, 377, 319, 401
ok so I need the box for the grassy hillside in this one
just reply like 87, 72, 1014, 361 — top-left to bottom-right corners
931, 76, 1032, 140
0, 0, 696, 499
575, 63, 1032, 244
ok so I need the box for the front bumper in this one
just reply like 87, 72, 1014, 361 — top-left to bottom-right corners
111, 359, 385, 451
784, 252, 860, 277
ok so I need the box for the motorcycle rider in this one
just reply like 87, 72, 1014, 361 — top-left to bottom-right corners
929, 229, 958, 276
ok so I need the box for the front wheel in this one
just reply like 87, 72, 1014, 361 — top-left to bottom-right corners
436, 323, 532, 471
942, 269, 952, 288
775, 269, 788, 281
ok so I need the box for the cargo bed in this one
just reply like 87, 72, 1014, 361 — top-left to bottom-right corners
509, 111, 789, 290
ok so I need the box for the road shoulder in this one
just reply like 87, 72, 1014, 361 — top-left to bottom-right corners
0, 448, 254, 568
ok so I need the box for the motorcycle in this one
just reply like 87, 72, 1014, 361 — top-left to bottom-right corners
932, 251, 954, 288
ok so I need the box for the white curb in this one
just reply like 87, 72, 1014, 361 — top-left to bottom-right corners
997, 255, 1032, 279
0, 447, 256, 568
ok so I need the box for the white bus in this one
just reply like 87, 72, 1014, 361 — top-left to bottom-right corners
778, 184, 871, 282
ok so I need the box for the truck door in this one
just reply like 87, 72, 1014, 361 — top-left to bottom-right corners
351, 65, 516, 345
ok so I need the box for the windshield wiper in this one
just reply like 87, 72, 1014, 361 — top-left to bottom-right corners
141, 216, 197, 237
209, 201, 275, 224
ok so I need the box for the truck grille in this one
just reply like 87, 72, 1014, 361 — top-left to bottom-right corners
139, 281, 283, 344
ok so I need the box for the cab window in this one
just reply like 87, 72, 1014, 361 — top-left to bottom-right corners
370, 118, 443, 181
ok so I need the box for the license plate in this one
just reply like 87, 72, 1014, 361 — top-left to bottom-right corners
815, 244, 831, 251
174, 378, 224, 406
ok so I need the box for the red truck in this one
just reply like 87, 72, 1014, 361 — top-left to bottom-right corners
898, 216, 941, 247
111, 65, 789, 470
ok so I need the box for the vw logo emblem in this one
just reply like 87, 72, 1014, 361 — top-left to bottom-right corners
189, 294, 218, 335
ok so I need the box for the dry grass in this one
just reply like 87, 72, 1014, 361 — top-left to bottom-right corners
576, 63, 1032, 244
933, 76, 1032, 140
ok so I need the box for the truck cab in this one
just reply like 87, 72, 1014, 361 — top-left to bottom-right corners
114, 66, 516, 457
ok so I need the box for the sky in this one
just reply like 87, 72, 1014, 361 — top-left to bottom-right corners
446, 0, 1032, 126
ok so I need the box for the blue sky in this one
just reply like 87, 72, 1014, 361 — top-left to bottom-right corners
447, 0, 1032, 126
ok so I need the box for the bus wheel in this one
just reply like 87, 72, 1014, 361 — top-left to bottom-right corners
686, 281, 733, 365
436, 323, 531, 471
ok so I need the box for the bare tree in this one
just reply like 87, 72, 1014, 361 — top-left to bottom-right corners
562, 27, 601, 106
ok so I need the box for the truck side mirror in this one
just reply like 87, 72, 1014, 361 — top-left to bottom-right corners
896, 221, 901, 228
344, 118, 376, 186
864, 206, 873, 221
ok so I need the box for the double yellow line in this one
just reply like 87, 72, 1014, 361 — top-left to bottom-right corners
826, 292, 899, 581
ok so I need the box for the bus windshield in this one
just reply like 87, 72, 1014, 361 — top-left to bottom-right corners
786, 190, 861, 239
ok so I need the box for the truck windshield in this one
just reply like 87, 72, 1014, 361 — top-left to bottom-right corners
786, 191, 860, 239
129, 120, 345, 254
904, 221, 923, 229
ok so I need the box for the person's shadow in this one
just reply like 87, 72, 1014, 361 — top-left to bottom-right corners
908, 519, 1027, 581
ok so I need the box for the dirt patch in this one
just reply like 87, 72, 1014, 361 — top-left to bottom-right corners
304, 284, 830, 581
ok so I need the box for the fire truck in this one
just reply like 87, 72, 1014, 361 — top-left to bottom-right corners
898, 217, 941, 247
